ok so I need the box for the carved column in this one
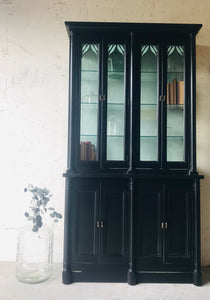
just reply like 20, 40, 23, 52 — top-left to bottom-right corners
193, 177, 202, 286
127, 177, 136, 285
62, 176, 72, 284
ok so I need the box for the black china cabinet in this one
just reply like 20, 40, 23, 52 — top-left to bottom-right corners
63, 22, 203, 286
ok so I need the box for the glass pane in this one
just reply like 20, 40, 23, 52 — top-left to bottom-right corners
167, 46, 185, 162
140, 45, 158, 161
106, 44, 125, 161
80, 44, 99, 161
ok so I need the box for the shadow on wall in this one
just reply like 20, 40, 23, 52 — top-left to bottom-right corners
196, 45, 210, 267
196, 45, 210, 82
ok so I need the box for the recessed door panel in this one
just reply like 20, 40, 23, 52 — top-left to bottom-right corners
71, 180, 99, 262
136, 181, 163, 265
100, 180, 128, 263
165, 182, 192, 264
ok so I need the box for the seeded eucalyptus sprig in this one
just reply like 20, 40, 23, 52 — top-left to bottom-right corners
24, 184, 62, 232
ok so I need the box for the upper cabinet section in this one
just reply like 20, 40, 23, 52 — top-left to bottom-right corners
65, 22, 202, 173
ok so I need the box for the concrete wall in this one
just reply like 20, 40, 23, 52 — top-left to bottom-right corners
0, 0, 210, 265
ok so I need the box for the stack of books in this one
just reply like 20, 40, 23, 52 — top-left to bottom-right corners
167, 79, 184, 105
80, 141, 96, 161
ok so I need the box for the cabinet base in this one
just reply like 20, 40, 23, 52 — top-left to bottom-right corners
193, 270, 202, 286
62, 270, 72, 285
62, 267, 201, 286
127, 269, 136, 285
136, 271, 199, 285
66, 264, 127, 283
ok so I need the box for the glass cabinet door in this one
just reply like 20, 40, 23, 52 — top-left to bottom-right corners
166, 45, 185, 162
106, 44, 126, 161
80, 44, 99, 161
140, 45, 159, 162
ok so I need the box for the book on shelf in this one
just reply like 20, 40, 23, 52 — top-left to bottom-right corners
167, 79, 184, 105
80, 141, 96, 161
173, 78, 177, 105
177, 81, 184, 104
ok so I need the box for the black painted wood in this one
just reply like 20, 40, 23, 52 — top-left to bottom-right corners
135, 181, 163, 267
63, 22, 203, 286
164, 181, 192, 265
127, 178, 136, 285
100, 180, 128, 263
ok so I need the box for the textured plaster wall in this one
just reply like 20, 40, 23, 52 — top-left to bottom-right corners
0, 0, 210, 265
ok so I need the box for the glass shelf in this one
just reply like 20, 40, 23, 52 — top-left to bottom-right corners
140, 136, 158, 138
141, 103, 157, 106
107, 134, 124, 138
81, 134, 97, 137
167, 104, 183, 110
167, 136, 184, 139
108, 102, 124, 105
108, 71, 124, 80
167, 71, 184, 74
81, 69, 98, 72
81, 70, 98, 81
141, 72, 157, 82
81, 102, 98, 105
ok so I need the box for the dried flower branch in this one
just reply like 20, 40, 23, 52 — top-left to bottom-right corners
24, 184, 62, 232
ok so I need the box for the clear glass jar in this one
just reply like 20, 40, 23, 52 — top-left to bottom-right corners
16, 224, 53, 283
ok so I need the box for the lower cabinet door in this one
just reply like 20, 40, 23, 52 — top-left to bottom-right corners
70, 179, 100, 263
135, 179, 193, 271
164, 181, 192, 265
70, 179, 129, 266
135, 180, 163, 267
100, 180, 129, 263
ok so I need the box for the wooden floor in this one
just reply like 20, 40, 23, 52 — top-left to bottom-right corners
1, 263, 210, 300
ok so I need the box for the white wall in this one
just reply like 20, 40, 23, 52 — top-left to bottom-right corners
0, 0, 210, 265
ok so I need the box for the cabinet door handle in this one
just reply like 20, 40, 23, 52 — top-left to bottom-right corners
97, 221, 100, 228
100, 221, 104, 228
159, 95, 166, 102
99, 95, 106, 101
161, 222, 164, 229
165, 222, 168, 229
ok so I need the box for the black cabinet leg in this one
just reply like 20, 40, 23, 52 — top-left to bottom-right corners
127, 268, 136, 285
62, 269, 72, 284
193, 270, 202, 286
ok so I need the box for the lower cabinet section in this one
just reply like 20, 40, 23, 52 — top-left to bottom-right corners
63, 178, 129, 282
135, 180, 192, 268
63, 176, 202, 285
